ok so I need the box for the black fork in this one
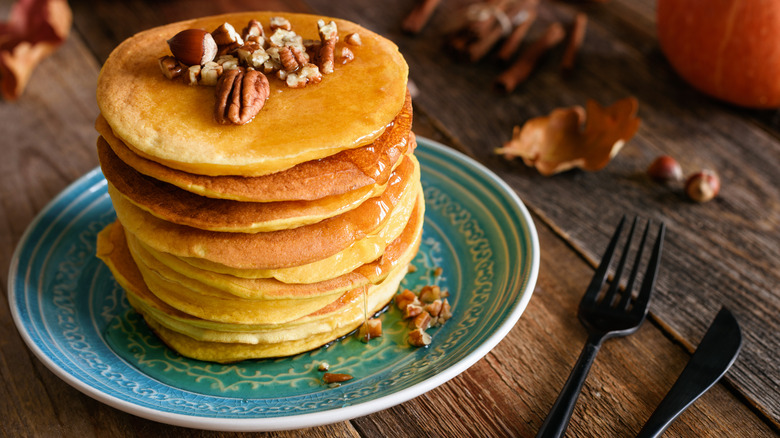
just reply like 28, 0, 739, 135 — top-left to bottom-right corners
536, 216, 666, 438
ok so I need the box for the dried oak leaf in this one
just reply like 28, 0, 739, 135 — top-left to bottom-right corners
0, 0, 72, 100
495, 97, 640, 175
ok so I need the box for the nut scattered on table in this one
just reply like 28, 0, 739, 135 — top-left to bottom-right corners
685, 170, 720, 202
647, 155, 683, 184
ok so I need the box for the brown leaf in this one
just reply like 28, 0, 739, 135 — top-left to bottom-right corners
0, 0, 72, 100
495, 97, 640, 175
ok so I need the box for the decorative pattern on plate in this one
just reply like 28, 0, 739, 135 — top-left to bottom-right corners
9, 138, 539, 431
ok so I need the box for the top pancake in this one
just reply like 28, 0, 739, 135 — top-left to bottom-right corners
96, 12, 409, 176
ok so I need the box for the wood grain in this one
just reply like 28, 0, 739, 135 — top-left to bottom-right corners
0, 0, 777, 436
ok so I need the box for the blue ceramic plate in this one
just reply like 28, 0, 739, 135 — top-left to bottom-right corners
8, 138, 539, 431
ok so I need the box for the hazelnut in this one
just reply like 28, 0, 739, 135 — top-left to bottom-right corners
647, 155, 683, 184
167, 29, 218, 66
685, 170, 720, 202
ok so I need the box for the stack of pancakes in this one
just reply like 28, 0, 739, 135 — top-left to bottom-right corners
94, 12, 420, 363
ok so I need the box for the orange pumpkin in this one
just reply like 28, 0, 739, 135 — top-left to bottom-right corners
657, 0, 780, 109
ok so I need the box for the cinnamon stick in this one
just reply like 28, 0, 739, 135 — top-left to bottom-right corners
495, 22, 565, 92
561, 12, 588, 71
402, 0, 443, 34
468, 0, 531, 62
497, 7, 537, 61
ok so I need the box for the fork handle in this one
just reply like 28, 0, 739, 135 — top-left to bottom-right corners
536, 334, 604, 438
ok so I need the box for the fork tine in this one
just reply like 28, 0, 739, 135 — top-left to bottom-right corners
602, 217, 639, 306
617, 220, 651, 310
581, 215, 627, 305
632, 222, 666, 315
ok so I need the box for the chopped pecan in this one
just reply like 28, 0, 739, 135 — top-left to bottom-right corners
211, 22, 244, 47
285, 63, 322, 88
158, 56, 183, 79
419, 285, 441, 303
345, 32, 362, 46
425, 299, 443, 318
338, 46, 355, 64
269, 16, 292, 31
186, 64, 201, 85
439, 299, 452, 323
241, 19, 264, 41
214, 69, 269, 125
358, 318, 383, 342
279, 45, 308, 72
269, 28, 302, 48
403, 303, 424, 319
396, 289, 419, 311
323, 372, 353, 384
199, 61, 223, 86
408, 329, 432, 347
317, 19, 338, 74
412, 311, 432, 330
236, 42, 269, 69
215, 54, 239, 71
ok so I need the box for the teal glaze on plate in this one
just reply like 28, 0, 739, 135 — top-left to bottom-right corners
8, 138, 539, 431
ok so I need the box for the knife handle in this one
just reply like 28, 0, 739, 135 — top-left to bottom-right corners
636, 307, 742, 438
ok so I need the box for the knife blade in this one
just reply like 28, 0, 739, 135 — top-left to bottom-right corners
636, 306, 742, 438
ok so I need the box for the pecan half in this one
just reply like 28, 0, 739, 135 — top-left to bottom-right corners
214, 69, 269, 125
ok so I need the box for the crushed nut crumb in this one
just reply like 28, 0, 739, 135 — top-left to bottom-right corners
419, 285, 441, 303
323, 373, 353, 384
408, 329, 432, 347
269, 16, 292, 31
345, 32, 362, 46
413, 311, 432, 330
318, 362, 330, 372
358, 318, 383, 342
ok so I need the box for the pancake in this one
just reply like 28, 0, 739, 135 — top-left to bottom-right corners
140, 265, 404, 362
97, 12, 409, 176
123, 185, 423, 300
97, 223, 411, 360
111, 155, 420, 270
177, 187, 422, 282
95, 93, 413, 202
99, 137, 412, 233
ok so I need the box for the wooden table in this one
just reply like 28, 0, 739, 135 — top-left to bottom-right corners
1, 0, 778, 436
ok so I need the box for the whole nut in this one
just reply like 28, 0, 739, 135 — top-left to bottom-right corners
685, 169, 720, 202
167, 29, 218, 66
647, 155, 683, 183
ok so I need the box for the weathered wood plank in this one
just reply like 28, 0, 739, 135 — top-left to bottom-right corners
304, 0, 780, 425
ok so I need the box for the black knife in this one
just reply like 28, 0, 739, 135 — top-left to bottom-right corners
636, 307, 742, 438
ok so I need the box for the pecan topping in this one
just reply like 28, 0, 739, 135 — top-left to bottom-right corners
317, 19, 338, 74
279, 45, 308, 72
214, 69, 269, 125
